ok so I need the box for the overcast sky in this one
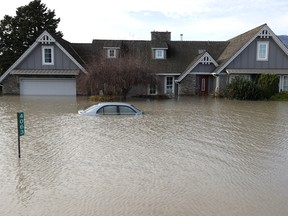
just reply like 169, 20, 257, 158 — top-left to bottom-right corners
1, 0, 288, 43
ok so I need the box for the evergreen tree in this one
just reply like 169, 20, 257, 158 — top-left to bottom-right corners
0, 0, 62, 74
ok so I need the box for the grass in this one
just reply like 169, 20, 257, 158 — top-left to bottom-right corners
270, 91, 288, 101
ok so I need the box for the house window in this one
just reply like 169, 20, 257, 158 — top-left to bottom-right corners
155, 49, 165, 59
283, 76, 288, 91
165, 76, 174, 94
107, 49, 117, 58
201, 78, 206, 91
42, 46, 54, 65
148, 84, 157, 95
257, 41, 269, 61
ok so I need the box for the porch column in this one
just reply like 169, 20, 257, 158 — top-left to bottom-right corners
215, 76, 220, 96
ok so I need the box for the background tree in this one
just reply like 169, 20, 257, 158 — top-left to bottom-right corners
0, 0, 62, 74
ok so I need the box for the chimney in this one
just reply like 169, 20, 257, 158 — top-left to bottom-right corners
180, 34, 183, 41
151, 31, 171, 41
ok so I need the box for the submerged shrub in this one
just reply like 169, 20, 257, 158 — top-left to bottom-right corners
257, 74, 279, 100
224, 76, 261, 100
270, 91, 288, 101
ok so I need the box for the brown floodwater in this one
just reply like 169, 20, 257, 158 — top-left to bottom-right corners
0, 96, 288, 216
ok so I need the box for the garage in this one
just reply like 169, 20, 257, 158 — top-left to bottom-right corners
20, 78, 76, 96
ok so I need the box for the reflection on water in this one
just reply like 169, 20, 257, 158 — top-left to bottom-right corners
0, 96, 288, 216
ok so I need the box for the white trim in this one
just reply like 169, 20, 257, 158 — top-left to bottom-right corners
257, 41, 269, 61
42, 46, 54, 65
37, 33, 55, 44
103, 47, 120, 49
151, 47, 168, 50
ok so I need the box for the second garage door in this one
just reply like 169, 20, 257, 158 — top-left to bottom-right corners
20, 78, 76, 96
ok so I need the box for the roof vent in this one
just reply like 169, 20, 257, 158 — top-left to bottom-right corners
198, 49, 206, 54
258, 28, 271, 38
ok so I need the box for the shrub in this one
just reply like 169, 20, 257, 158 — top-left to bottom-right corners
257, 74, 279, 100
224, 76, 261, 100
270, 91, 288, 101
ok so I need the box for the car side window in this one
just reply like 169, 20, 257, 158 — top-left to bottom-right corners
97, 105, 118, 115
97, 107, 104, 115
119, 106, 136, 115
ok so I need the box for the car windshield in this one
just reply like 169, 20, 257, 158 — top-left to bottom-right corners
130, 105, 141, 113
83, 105, 99, 112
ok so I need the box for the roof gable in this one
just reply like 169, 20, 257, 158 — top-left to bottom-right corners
214, 24, 288, 74
0, 31, 87, 83
176, 52, 219, 82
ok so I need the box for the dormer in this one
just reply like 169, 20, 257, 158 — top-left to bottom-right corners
151, 42, 168, 59
151, 31, 170, 60
103, 41, 122, 58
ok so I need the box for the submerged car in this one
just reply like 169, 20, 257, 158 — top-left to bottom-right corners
78, 102, 143, 116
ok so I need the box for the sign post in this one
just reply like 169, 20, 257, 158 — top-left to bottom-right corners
17, 112, 25, 158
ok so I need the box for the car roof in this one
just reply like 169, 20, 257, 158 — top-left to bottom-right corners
97, 102, 134, 106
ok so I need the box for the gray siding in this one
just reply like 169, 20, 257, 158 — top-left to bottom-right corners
192, 64, 216, 73
16, 43, 79, 70
227, 38, 288, 69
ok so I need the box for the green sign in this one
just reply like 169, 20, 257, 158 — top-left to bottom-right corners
17, 112, 25, 136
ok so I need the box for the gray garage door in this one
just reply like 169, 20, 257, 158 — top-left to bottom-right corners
20, 79, 76, 96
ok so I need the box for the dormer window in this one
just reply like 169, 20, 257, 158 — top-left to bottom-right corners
107, 48, 117, 58
42, 46, 54, 65
155, 49, 164, 59
257, 41, 269, 61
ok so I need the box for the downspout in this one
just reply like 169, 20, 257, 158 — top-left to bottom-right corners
175, 80, 179, 97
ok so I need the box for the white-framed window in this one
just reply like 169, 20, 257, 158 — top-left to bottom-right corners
155, 49, 165, 59
165, 76, 174, 94
283, 76, 288, 91
201, 78, 206, 91
148, 84, 157, 95
257, 41, 269, 61
107, 49, 117, 58
42, 46, 54, 65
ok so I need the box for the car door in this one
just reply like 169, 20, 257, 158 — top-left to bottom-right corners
118, 105, 137, 115
97, 105, 118, 115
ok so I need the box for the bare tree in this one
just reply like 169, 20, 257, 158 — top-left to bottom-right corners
82, 53, 156, 99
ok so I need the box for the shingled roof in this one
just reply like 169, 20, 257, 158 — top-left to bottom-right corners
69, 26, 273, 76
70, 39, 228, 74
214, 24, 267, 73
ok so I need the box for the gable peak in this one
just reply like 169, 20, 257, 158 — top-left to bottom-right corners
37, 31, 56, 44
258, 26, 272, 38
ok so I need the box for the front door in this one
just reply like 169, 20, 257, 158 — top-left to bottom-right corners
199, 76, 208, 96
